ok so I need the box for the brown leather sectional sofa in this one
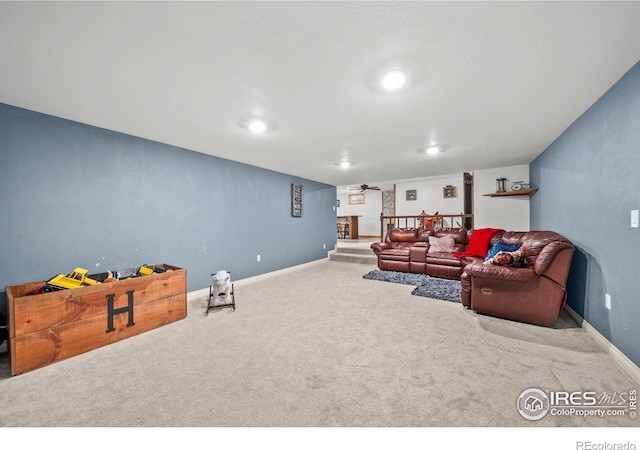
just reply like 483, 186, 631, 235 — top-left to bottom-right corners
371, 228, 503, 279
371, 228, 575, 327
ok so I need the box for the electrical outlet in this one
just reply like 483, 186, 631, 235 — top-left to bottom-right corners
631, 210, 639, 228
605, 293, 611, 310
323, 244, 326, 249
257, 255, 261, 262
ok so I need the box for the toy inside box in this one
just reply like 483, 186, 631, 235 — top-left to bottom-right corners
6, 263, 187, 376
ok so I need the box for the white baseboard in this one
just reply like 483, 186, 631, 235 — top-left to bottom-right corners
564, 305, 640, 386
187, 257, 330, 303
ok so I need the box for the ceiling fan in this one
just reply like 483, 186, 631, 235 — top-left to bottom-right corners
348, 184, 381, 192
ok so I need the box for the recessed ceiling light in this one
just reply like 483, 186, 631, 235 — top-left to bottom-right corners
381, 70, 407, 91
417, 145, 447, 155
336, 161, 355, 169
248, 119, 267, 133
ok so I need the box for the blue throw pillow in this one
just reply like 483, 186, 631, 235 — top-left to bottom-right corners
484, 242, 522, 262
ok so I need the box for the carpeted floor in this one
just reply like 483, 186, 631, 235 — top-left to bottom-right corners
0, 259, 638, 430
363, 269, 461, 303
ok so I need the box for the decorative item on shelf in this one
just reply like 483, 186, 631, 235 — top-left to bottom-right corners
496, 178, 507, 193
406, 189, 417, 201
291, 183, 303, 217
511, 181, 524, 191
443, 185, 455, 198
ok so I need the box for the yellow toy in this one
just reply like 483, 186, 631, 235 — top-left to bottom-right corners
34, 267, 101, 293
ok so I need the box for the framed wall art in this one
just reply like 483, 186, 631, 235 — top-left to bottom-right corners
443, 185, 455, 198
291, 183, 303, 217
406, 189, 417, 201
348, 193, 365, 205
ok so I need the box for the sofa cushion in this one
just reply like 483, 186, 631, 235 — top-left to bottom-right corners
389, 228, 418, 242
428, 235, 456, 254
434, 227, 468, 241
426, 253, 461, 267
433, 228, 469, 252
501, 231, 575, 275
379, 248, 411, 262
416, 229, 433, 243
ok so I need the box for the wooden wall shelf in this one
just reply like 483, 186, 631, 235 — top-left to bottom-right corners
483, 187, 539, 197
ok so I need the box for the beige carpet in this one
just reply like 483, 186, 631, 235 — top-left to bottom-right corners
0, 259, 638, 429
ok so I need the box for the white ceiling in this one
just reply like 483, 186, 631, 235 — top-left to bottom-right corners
2, 2, 640, 192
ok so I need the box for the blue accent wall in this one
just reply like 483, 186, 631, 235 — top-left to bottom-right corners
530, 60, 640, 367
0, 103, 337, 314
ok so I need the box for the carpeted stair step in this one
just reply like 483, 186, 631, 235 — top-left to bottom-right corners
329, 247, 378, 264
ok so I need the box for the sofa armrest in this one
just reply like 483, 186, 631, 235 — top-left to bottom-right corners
371, 242, 391, 256
464, 263, 538, 283
461, 256, 483, 265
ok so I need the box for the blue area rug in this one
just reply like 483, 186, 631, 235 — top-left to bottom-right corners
363, 270, 462, 303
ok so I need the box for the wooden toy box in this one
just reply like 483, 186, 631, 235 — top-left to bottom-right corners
6, 264, 187, 375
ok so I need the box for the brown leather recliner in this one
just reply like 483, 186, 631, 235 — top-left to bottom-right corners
460, 231, 575, 327
411, 228, 471, 279
371, 228, 433, 273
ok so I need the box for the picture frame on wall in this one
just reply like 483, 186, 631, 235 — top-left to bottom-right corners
443, 185, 455, 198
348, 193, 365, 205
291, 183, 303, 217
406, 189, 417, 201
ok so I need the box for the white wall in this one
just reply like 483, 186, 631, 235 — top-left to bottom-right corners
472, 164, 530, 231
336, 189, 383, 237
396, 173, 464, 219
337, 164, 532, 238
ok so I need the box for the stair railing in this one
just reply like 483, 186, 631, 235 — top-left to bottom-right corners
379, 213, 474, 241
